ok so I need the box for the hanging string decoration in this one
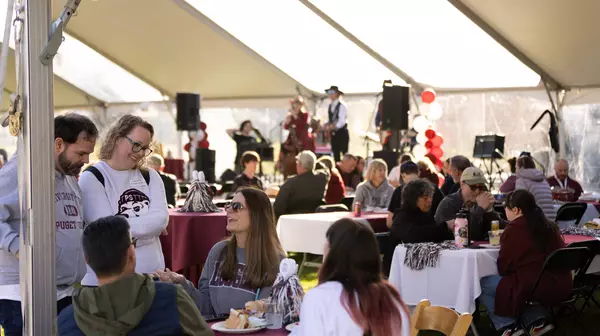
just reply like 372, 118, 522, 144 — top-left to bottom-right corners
178, 170, 220, 213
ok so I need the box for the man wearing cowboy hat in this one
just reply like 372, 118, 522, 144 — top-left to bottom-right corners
325, 86, 349, 162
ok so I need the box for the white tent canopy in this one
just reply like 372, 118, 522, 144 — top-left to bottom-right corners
1, 0, 599, 109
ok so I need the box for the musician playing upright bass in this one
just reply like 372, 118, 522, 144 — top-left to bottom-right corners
325, 85, 349, 162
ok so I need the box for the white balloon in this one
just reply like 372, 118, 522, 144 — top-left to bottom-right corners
412, 144, 427, 159
196, 129, 206, 141
413, 115, 431, 133
416, 132, 428, 144
428, 102, 443, 121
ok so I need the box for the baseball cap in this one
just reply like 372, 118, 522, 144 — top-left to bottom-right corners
460, 167, 487, 185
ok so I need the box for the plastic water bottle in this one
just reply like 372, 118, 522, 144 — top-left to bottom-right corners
454, 210, 468, 248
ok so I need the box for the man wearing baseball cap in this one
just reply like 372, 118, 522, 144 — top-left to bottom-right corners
434, 167, 504, 241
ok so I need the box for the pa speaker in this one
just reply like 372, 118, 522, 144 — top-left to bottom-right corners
176, 93, 201, 131
473, 135, 505, 159
381, 85, 409, 130
195, 148, 216, 183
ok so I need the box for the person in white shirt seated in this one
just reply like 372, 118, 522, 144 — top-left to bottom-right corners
352, 159, 394, 212
387, 154, 414, 188
293, 218, 410, 336
78, 114, 169, 286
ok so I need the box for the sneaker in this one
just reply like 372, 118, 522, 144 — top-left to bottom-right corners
529, 321, 554, 336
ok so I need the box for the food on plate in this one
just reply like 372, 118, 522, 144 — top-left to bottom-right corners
584, 221, 600, 229
245, 300, 266, 315
224, 309, 249, 329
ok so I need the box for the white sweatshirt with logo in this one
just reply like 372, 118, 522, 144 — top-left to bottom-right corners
78, 161, 168, 286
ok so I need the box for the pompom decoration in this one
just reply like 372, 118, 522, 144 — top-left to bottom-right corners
178, 171, 221, 213
421, 88, 436, 104
269, 259, 304, 325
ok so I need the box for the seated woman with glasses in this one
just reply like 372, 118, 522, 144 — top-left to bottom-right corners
155, 188, 285, 317
478, 190, 570, 336
390, 179, 453, 244
352, 159, 394, 211
293, 218, 410, 336
79, 114, 169, 286
435, 167, 504, 241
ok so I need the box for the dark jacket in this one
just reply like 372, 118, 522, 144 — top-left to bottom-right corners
440, 175, 455, 196
547, 176, 583, 201
231, 173, 263, 193
158, 171, 178, 207
273, 169, 330, 218
495, 216, 572, 316
434, 191, 504, 241
58, 274, 211, 336
388, 183, 444, 218
391, 207, 453, 243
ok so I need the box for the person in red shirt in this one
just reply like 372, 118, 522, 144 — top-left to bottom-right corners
283, 96, 315, 152
317, 156, 346, 205
478, 190, 571, 336
547, 159, 584, 201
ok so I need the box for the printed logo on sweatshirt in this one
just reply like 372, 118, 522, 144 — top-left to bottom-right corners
116, 189, 150, 218
63, 204, 79, 217
208, 261, 257, 295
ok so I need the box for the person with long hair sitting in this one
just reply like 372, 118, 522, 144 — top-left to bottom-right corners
293, 218, 409, 336
352, 159, 394, 211
478, 190, 571, 336
155, 188, 285, 317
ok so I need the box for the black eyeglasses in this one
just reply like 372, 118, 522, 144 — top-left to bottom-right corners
469, 184, 488, 192
225, 202, 245, 212
125, 136, 152, 156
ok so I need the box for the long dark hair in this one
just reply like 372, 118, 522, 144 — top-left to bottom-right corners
504, 190, 561, 252
401, 179, 433, 212
220, 188, 284, 288
319, 219, 408, 336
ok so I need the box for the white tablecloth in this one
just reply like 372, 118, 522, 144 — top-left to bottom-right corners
277, 212, 382, 254
388, 245, 499, 313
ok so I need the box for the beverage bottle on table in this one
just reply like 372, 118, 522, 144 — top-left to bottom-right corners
491, 220, 500, 232
353, 201, 362, 217
454, 210, 469, 248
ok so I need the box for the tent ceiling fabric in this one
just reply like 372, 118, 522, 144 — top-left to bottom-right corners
56, 0, 300, 100
0, 43, 100, 110
455, 0, 600, 88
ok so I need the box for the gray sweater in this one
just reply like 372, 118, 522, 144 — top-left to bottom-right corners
0, 154, 86, 289
181, 240, 274, 317
352, 180, 394, 210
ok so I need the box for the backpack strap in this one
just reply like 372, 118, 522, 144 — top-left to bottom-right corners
84, 166, 105, 187
140, 169, 151, 185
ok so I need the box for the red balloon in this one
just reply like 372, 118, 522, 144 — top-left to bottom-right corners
425, 129, 436, 139
200, 122, 207, 130
421, 89, 436, 104
435, 160, 444, 170
425, 141, 433, 149
425, 153, 438, 164
431, 135, 444, 147
430, 147, 444, 159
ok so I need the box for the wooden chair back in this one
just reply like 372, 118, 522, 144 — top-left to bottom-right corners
410, 300, 472, 336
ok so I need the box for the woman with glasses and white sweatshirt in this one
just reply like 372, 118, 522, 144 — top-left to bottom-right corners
78, 114, 169, 286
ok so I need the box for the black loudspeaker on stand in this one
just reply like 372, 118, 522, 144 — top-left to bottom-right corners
195, 148, 216, 183
473, 135, 505, 190
381, 85, 409, 131
176, 93, 201, 131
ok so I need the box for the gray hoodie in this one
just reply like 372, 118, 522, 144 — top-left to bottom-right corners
352, 180, 394, 210
515, 168, 556, 220
0, 154, 86, 289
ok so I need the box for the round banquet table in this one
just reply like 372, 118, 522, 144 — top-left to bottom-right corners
388, 234, 599, 314
276, 211, 387, 254
160, 209, 228, 286
209, 322, 289, 336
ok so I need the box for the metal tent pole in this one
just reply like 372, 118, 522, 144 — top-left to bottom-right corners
19, 0, 56, 334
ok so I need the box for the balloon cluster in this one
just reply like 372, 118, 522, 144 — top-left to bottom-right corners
184, 122, 210, 160
411, 89, 444, 169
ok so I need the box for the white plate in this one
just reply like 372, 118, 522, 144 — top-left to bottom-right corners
211, 321, 267, 334
479, 244, 500, 249
286, 322, 299, 332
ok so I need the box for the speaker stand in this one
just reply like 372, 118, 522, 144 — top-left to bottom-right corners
479, 157, 505, 191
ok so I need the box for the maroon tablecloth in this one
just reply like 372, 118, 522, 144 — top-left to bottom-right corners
164, 158, 185, 180
580, 200, 600, 213
161, 210, 228, 286
209, 322, 289, 335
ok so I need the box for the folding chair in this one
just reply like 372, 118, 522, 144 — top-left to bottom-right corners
411, 299, 472, 336
340, 196, 354, 211
556, 203, 588, 226
567, 239, 600, 312
510, 247, 594, 336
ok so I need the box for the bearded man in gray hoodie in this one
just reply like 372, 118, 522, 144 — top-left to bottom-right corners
0, 113, 98, 335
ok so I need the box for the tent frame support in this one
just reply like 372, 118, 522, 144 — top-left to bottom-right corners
298, 0, 425, 93
19, 0, 57, 334
447, 0, 563, 91
543, 81, 567, 159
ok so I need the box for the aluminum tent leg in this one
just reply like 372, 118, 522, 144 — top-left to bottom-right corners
19, 0, 57, 334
